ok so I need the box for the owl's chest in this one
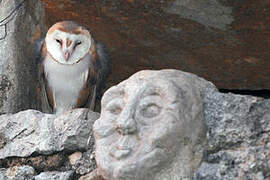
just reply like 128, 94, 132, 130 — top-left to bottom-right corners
43, 56, 91, 110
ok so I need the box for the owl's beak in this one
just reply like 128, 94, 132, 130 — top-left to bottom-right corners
64, 51, 70, 61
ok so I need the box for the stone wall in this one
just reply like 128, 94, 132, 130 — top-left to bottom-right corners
0, 0, 46, 114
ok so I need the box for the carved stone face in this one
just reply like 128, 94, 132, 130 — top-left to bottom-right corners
94, 70, 205, 180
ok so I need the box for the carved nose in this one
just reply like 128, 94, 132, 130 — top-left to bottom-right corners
116, 109, 137, 135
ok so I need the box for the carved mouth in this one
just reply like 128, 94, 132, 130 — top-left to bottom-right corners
109, 136, 138, 160
109, 146, 132, 160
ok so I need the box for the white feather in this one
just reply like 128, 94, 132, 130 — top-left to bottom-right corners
45, 30, 91, 65
44, 53, 92, 114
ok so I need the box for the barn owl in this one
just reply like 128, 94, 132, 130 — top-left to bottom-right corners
37, 21, 110, 114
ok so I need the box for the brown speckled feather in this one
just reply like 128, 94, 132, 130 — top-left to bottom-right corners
76, 40, 100, 110
38, 41, 54, 113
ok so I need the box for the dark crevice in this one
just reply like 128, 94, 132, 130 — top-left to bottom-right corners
219, 89, 270, 99
0, 152, 69, 174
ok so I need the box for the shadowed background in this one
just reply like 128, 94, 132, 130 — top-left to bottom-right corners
42, 0, 270, 91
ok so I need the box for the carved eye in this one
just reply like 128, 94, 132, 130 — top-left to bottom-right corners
55, 39, 62, 44
140, 103, 161, 118
75, 41, 82, 46
105, 98, 124, 116
107, 105, 122, 115
137, 95, 163, 123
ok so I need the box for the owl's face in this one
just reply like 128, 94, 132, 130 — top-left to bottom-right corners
45, 27, 92, 65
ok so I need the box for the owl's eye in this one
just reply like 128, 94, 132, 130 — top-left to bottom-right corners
75, 41, 82, 46
55, 39, 62, 44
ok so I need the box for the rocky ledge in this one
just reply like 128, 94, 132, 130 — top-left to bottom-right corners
0, 72, 269, 180
0, 109, 99, 179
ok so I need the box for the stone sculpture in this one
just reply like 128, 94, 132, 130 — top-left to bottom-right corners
93, 69, 210, 180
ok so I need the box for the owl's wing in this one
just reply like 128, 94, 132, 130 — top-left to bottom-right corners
96, 42, 111, 100
35, 39, 53, 114
39, 64, 53, 114
82, 67, 98, 111
84, 42, 111, 111
88, 85, 97, 111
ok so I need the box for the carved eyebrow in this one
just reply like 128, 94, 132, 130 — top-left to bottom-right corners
105, 98, 125, 111
141, 86, 162, 98
106, 88, 125, 97
102, 87, 125, 106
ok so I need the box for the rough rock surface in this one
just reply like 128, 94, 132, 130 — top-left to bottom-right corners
0, 108, 99, 179
194, 91, 270, 179
79, 169, 104, 180
43, 0, 270, 90
0, 167, 74, 180
35, 171, 74, 180
0, 109, 99, 159
0, 0, 46, 114
0, 165, 35, 180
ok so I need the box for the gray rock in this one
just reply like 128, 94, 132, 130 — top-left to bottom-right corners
78, 169, 104, 180
194, 91, 270, 179
0, 165, 35, 180
194, 163, 221, 180
0, 0, 46, 114
0, 108, 99, 159
205, 92, 263, 150
34, 171, 74, 180
94, 69, 216, 180
69, 150, 97, 176
54, 109, 99, 152
164, 0, 233, 30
